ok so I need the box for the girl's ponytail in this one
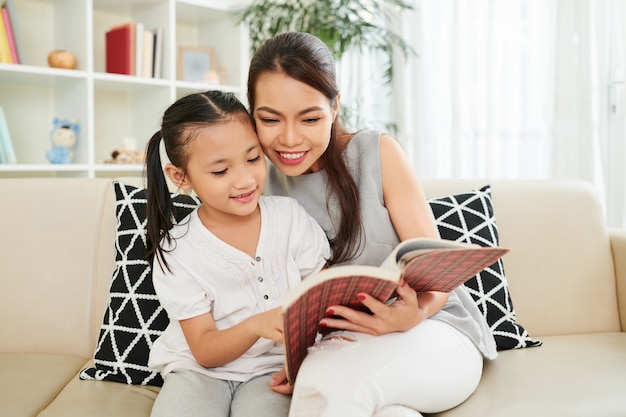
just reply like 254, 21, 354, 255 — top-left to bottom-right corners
145, 131, 175, 271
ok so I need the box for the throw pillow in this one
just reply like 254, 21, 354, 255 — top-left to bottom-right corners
80, 182, 201, 386
428, 185, 541, 350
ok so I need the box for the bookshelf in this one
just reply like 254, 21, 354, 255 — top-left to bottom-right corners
0, 0, 250, 178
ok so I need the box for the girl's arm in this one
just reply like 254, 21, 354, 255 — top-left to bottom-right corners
180, 307, 284, 368
319, 134, 448, 335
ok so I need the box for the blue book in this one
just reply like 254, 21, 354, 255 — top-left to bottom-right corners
0, 106, 17, 164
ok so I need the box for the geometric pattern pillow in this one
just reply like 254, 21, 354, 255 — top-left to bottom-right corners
80, 182, 201, 386
428, 185, 542, 350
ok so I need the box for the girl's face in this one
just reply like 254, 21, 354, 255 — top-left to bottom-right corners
252, 71, 338, 175
170, 119, 266, 222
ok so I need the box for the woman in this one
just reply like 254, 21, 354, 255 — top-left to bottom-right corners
247, 32, 497, 417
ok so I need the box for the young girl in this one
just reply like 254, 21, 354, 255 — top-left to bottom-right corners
248, 32, 497, 417
144, 90, 330, 417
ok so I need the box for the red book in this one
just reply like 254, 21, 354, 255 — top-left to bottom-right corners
105, 22, 135, 75
281, 237, 509, 384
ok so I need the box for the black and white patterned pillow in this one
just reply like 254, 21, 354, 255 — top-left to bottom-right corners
80, 182, 201, 386
428, 185, 541, 350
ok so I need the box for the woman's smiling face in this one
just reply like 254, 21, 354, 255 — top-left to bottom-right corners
252, 71, 338, 175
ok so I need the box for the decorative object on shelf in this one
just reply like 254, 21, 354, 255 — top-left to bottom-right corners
203, 69, 220, 86
177, 45, 215, 82
47, 49, 77, 69
46, 117, 79, 164
218, 65, 228, 85
105, 137, 144, 164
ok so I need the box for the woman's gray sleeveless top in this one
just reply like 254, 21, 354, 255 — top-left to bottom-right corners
265, 129, 497, 359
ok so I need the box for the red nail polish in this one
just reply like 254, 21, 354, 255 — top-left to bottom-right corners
358, 294, 366, 301
320, 322, 327, 327
326, 309, 334, 316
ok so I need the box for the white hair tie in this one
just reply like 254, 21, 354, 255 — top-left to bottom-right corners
158, 137, 172, 170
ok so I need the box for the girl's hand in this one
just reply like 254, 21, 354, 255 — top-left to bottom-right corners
250, 307, 285, 345
319, 280, 449, 335
269, 368, 293, 395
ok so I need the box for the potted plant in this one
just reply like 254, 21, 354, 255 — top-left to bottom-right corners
238, 0, 414, 86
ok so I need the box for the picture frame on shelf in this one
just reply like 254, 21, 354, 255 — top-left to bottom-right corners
178, 46, 215, 82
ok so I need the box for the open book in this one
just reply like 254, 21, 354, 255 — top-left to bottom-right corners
282, 237, 509, 384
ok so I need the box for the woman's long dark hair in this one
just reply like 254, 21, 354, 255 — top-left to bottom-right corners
144, 90, 252, 271
247, 32, 363, 265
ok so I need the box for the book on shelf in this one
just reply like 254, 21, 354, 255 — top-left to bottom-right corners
152, 27, 163, 78
105, 22, 135, 75
1, 5, 17, 63
0, 106, 17, 164
0, 4, 11, 64
141, 28, 154, 78
281, 237, 509, 384
1, 0, 24, 64
106, 21, 162, 78
134, 21, 143, 77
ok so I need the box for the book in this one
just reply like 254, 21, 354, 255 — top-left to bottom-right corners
0, 106, 17, 163
3, 0, 24, 64
105, 22, 135, 75
281, 237, 509, 384
134, 21, 143, 77
0, 6, 11, 64
1, 6, 17, 63
152, 27, 163, 78
141, 28, 154, 78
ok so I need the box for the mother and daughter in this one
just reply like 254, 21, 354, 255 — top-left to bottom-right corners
145, 32, 497, 417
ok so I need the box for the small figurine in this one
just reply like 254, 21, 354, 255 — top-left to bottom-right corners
203, 70, 221, 86
46, 117, 79, 164
218, 65, 228, 85
105, 137, 145, 164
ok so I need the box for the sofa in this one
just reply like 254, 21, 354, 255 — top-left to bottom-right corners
0, 177, 624, 417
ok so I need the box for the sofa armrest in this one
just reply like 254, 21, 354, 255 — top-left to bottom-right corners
610, 228, 626, 331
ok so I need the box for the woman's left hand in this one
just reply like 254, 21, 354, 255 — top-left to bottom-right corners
269, 368, 293, 395
319, 280, 449, 335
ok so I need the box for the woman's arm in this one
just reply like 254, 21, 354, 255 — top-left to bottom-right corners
379, 134, 440, 241
319, 134, 449, 334
180, 307, 284, 368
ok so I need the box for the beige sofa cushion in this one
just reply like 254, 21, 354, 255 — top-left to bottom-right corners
0, 178, 112, 357
38, 361, 159, 417
0, 353, 86, 417
429, 333, 626, 417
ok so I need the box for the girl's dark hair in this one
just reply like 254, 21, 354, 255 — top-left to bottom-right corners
145, 90, 252, 271
247, 31, 363, 265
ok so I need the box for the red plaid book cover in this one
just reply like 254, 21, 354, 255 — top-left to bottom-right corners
282, 243, 508, 383
401, 247, 510, 292
283, 267, 397, 384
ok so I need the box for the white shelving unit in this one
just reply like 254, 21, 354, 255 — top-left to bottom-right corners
0, 0, 250, 178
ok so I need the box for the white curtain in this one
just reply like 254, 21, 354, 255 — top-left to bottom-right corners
380, 0, 626, 227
